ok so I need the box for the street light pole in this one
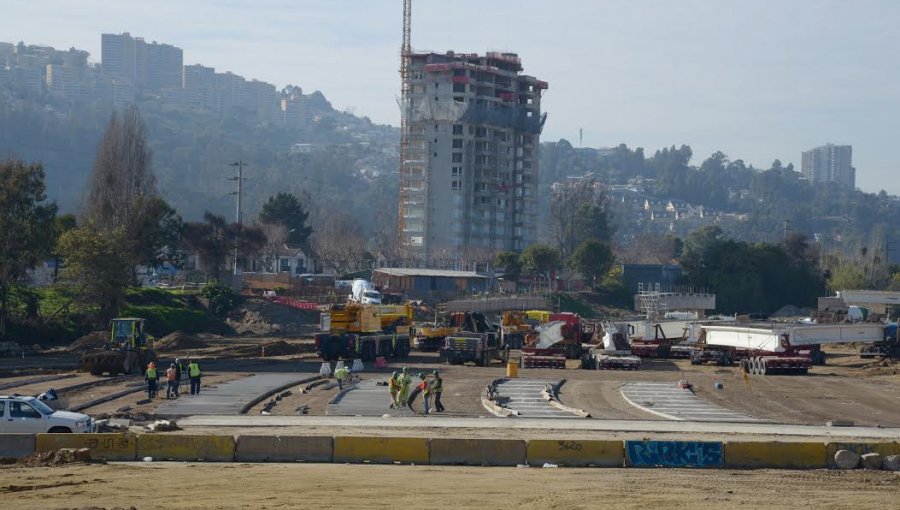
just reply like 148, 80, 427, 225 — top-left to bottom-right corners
229, 161, 246, 275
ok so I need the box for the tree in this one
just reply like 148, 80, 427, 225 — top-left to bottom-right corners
310, 211, 368, 275
57, 225, 132, 324
259, 192, 313, 247
568, 240, 614, 287
0, 161, 58, 338
181, 213, 267, 281
520, 244, 561, 276
495, 251, 522, 281
87, 106, 156, 232
548, 178, 613, 260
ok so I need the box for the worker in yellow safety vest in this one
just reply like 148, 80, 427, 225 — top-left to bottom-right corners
187, 358, 202, 395
429, 370, 445, 413
397, 367, 411, 407
144, 362, 158, 399
387, 371, 400, 408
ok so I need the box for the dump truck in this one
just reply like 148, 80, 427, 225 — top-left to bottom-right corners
80, 318, 158, 376
316, 303, 413, 361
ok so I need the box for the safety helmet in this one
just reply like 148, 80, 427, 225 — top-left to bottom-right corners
402, 366, 408, 373
432, 370, 439, 376
392, 371, 399, 377
418, 372, 425, 379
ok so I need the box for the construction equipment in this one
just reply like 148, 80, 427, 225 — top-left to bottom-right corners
500, 311, 537, 349
80, 318, 158, 376
412, 323, 457, 351
315, 303, 413, 361
442, 332, 509, 367
582, 321, 640, 370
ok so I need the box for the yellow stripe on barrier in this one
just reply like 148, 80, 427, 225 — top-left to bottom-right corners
136, 434, 235, 462
36, 433, 136, 461
333, 436, 429, 464
724, 441, 826, 469
527, 439, 623, 467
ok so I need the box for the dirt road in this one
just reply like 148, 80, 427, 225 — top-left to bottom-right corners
1, 463, 897, 509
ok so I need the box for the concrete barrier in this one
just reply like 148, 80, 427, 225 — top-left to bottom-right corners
235, 435, 333, 462
36, 433, 136, 461
137, 434, 235, 462
527, 439, 623, 467
825, 442, 900, 467
724, 441, 826, 469
625, 440, 723, 468
333, 436, 428, 464
431, 438, 526, 466
0, 434, 36, 458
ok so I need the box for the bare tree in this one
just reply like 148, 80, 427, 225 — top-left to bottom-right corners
88, 106, 156, 232
260, 222, 289, 272
311, 211, 367, 275
548, 178, 612, 260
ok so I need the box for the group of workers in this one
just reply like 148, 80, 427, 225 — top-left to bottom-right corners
387, 367, 444, 415
144, 358, 202, 399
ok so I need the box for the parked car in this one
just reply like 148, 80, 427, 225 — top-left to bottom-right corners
0, 395, 94, 433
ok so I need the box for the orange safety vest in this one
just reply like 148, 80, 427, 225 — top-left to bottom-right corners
388, 378, 398, 391
166, 368, 176, 382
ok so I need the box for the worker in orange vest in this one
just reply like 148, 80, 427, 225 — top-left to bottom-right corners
165, 363, 178, 399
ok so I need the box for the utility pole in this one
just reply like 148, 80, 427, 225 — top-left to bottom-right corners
229, 161, 245, 275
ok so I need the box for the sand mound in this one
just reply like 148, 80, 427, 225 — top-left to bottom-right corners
156, 331, 206, 351
16, 448, 95, 468
68, 331, 108, 351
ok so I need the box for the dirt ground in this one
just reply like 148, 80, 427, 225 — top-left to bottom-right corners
4, 342, 900, 427
1, 463, 897, 510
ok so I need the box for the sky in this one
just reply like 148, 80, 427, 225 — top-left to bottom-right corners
3, 0, 899, 194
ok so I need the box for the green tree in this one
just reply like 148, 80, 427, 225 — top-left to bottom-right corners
567, 240, 614, 288
0, 161, 58, 338
495, 251, 522, 281
259, 192, 313, 246
520, 244, 561, 276
57, 225, 132, 323
182, 212, 267, 281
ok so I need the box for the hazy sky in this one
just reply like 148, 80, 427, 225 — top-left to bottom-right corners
3, 0, 899, 194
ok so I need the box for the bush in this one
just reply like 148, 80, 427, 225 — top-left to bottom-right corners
201, 284, 237, 317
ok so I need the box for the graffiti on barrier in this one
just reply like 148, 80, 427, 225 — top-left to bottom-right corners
626, 440, 723, 468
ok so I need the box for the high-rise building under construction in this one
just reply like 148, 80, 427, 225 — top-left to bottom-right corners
398, 50, 548, 263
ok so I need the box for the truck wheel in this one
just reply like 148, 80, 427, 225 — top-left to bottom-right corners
48, 427, 72, 433
749, 357, 757, 375
321, 336, 343, 361
759, 361, 768, 376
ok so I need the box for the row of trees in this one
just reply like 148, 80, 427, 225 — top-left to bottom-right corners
0, 107, 325, 336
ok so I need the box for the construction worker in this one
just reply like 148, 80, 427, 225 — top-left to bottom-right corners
188, 358, 202, 395
334, 365, 350, 390
144, 362, 158, 399
174, 358, 184, 397
430, 370, 445, 413
397, 367, 411, 407
406, 373, 428, 414
388, 371, 400, 408
165, 363, 178, 399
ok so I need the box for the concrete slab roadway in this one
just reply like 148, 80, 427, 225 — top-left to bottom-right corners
155, 373, 316, 416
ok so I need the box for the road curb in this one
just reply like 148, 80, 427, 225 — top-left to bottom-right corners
240, 375, 322, 414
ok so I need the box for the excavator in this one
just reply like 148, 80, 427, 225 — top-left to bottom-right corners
80, 318, 158, 376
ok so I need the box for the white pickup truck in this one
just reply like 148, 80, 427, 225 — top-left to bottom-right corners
0, 395, 94, 433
